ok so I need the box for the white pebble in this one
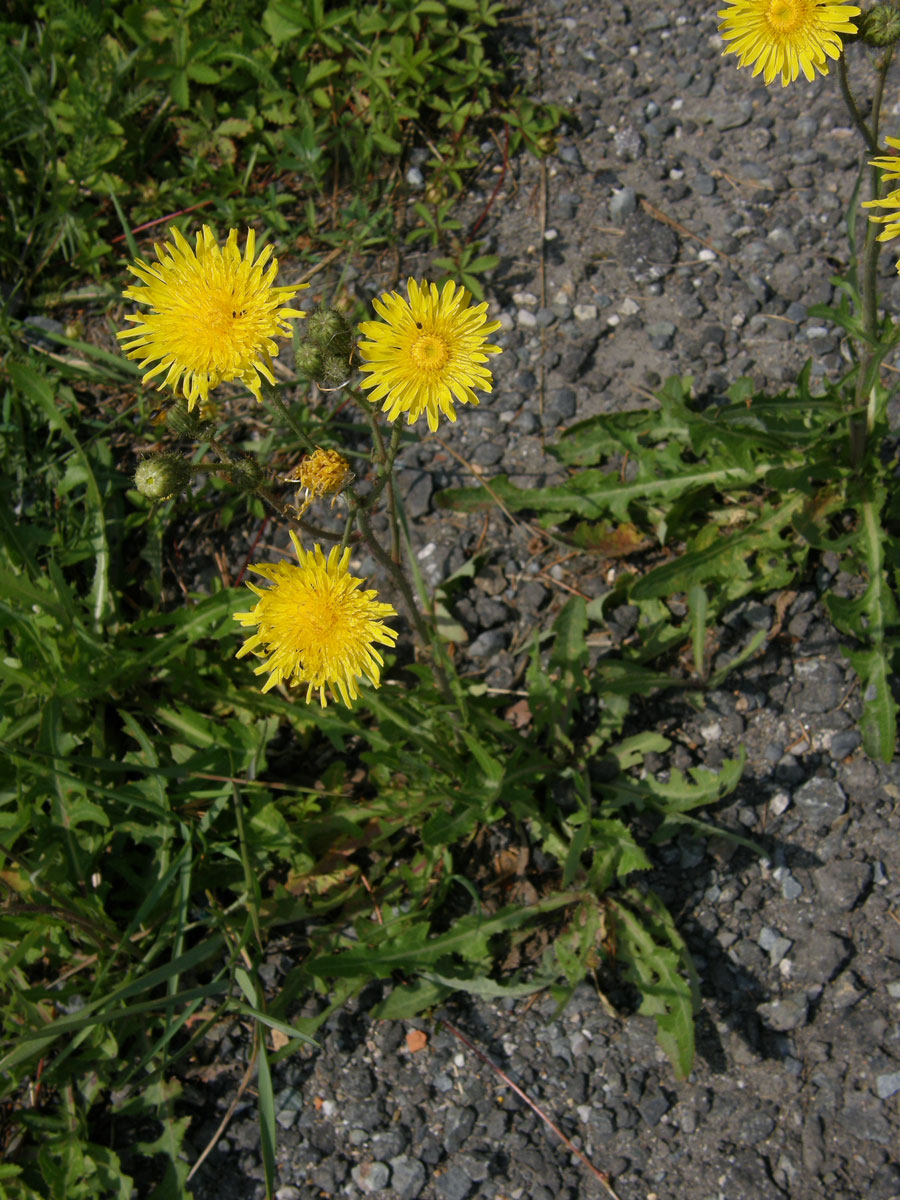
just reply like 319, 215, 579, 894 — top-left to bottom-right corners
573, 303, 598, 321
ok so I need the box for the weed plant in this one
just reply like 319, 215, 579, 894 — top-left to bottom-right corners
1, 211, 733, 1192
0, 9, 706, 1196
446, 3, 900, 763
6, 3, 897, 1198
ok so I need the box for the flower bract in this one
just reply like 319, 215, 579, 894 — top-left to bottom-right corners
357, 278, 502, 432
717, 0, 860, 87
118, 225, 308, 410
234, 534, 397, 706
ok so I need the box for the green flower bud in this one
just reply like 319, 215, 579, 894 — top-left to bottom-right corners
166, 400, 208, 439
317, 350, 353, 388
295, 340, 324, 380
134, 454, 191, 500
861, 3, 900, 46
230, 454, 266, 494
305, 305, 354, 362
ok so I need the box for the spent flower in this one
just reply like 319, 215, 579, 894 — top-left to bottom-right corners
358, 278, 502, 431
285, 447, 355, 518
718, 0, 860, 87
118, 225, 307, 410
234, 534, 397, 706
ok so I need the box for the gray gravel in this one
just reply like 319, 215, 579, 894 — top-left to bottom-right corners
183, 2, 900, 1199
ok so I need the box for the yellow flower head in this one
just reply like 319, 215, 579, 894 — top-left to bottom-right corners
863, 137, 900, 250
284, 447, 355, 518
117, 225, 308, 410
234, 534, 398, 706
357, 278, 502, 432
718, 0, 860, 87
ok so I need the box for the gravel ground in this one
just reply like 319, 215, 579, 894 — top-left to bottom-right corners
180, 2, 900, 1198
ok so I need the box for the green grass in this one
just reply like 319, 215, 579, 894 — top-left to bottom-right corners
1, 0, 561, 306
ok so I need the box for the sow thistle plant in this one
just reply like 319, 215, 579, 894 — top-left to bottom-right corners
442, 0, 900, 764
109, 217, 731, 1166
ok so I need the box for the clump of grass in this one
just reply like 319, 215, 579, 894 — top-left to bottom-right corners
0, 0, 561, 308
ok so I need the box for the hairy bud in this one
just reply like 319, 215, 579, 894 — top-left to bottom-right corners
296, 306, 354, 387
861, 3, 900, 46
230, 454, 266, 494
166, 400, 209, 439
306, 306, 354, 360
134, 454, 191, 500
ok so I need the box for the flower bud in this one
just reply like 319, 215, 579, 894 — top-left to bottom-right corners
230, 454, 266, 494
296, 306, 355, 387
166, 399, 209, 439
305, 305, 354, 362
317, 350, 354, 388
861, 3, 900, 46
134, 454, 191, 500
295, 341, 325, 380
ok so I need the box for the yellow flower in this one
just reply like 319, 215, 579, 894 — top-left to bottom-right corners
357, 278, 502, 432
284, 447, 355, 519
864, 137, 900, 248
234, 534, 398, 706
117, 225, 308, 410
718, 0, 860, 87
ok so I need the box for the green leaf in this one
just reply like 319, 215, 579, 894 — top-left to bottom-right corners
612, 890, 697, 1078
845, 644, 898, 762
370, 977, 449, 1018
257, 1035, 277, 1200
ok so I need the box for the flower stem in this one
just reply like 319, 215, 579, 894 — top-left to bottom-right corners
355, 505, 456, 706
231, 782, 262, 950
838, 52, 877, 154
846, 47, 894, 467
260, 380, 315, 451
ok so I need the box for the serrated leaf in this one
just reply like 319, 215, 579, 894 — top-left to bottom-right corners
612, 891, 697, 1078
371, 977, 450, 1018
630, 494, 806, 600
844, 644, 898, 762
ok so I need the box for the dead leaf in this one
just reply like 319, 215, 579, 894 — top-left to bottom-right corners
270, 1028, 290, 1051
405, 1029, 428, 1053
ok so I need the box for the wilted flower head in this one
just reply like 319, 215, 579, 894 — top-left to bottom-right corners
284, 447, 354, 518
117, 225, 308, 410
357, 278, 502, 432
718, 0, 860, 87
233, 534, 397, 706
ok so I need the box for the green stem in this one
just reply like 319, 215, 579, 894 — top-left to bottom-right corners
355, 505, 431, 649
259, 380, 315, 451
355, 505, 455, 707
231, 782, 262, 951
838, 52, 878, 154
843, 48, 894, 467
